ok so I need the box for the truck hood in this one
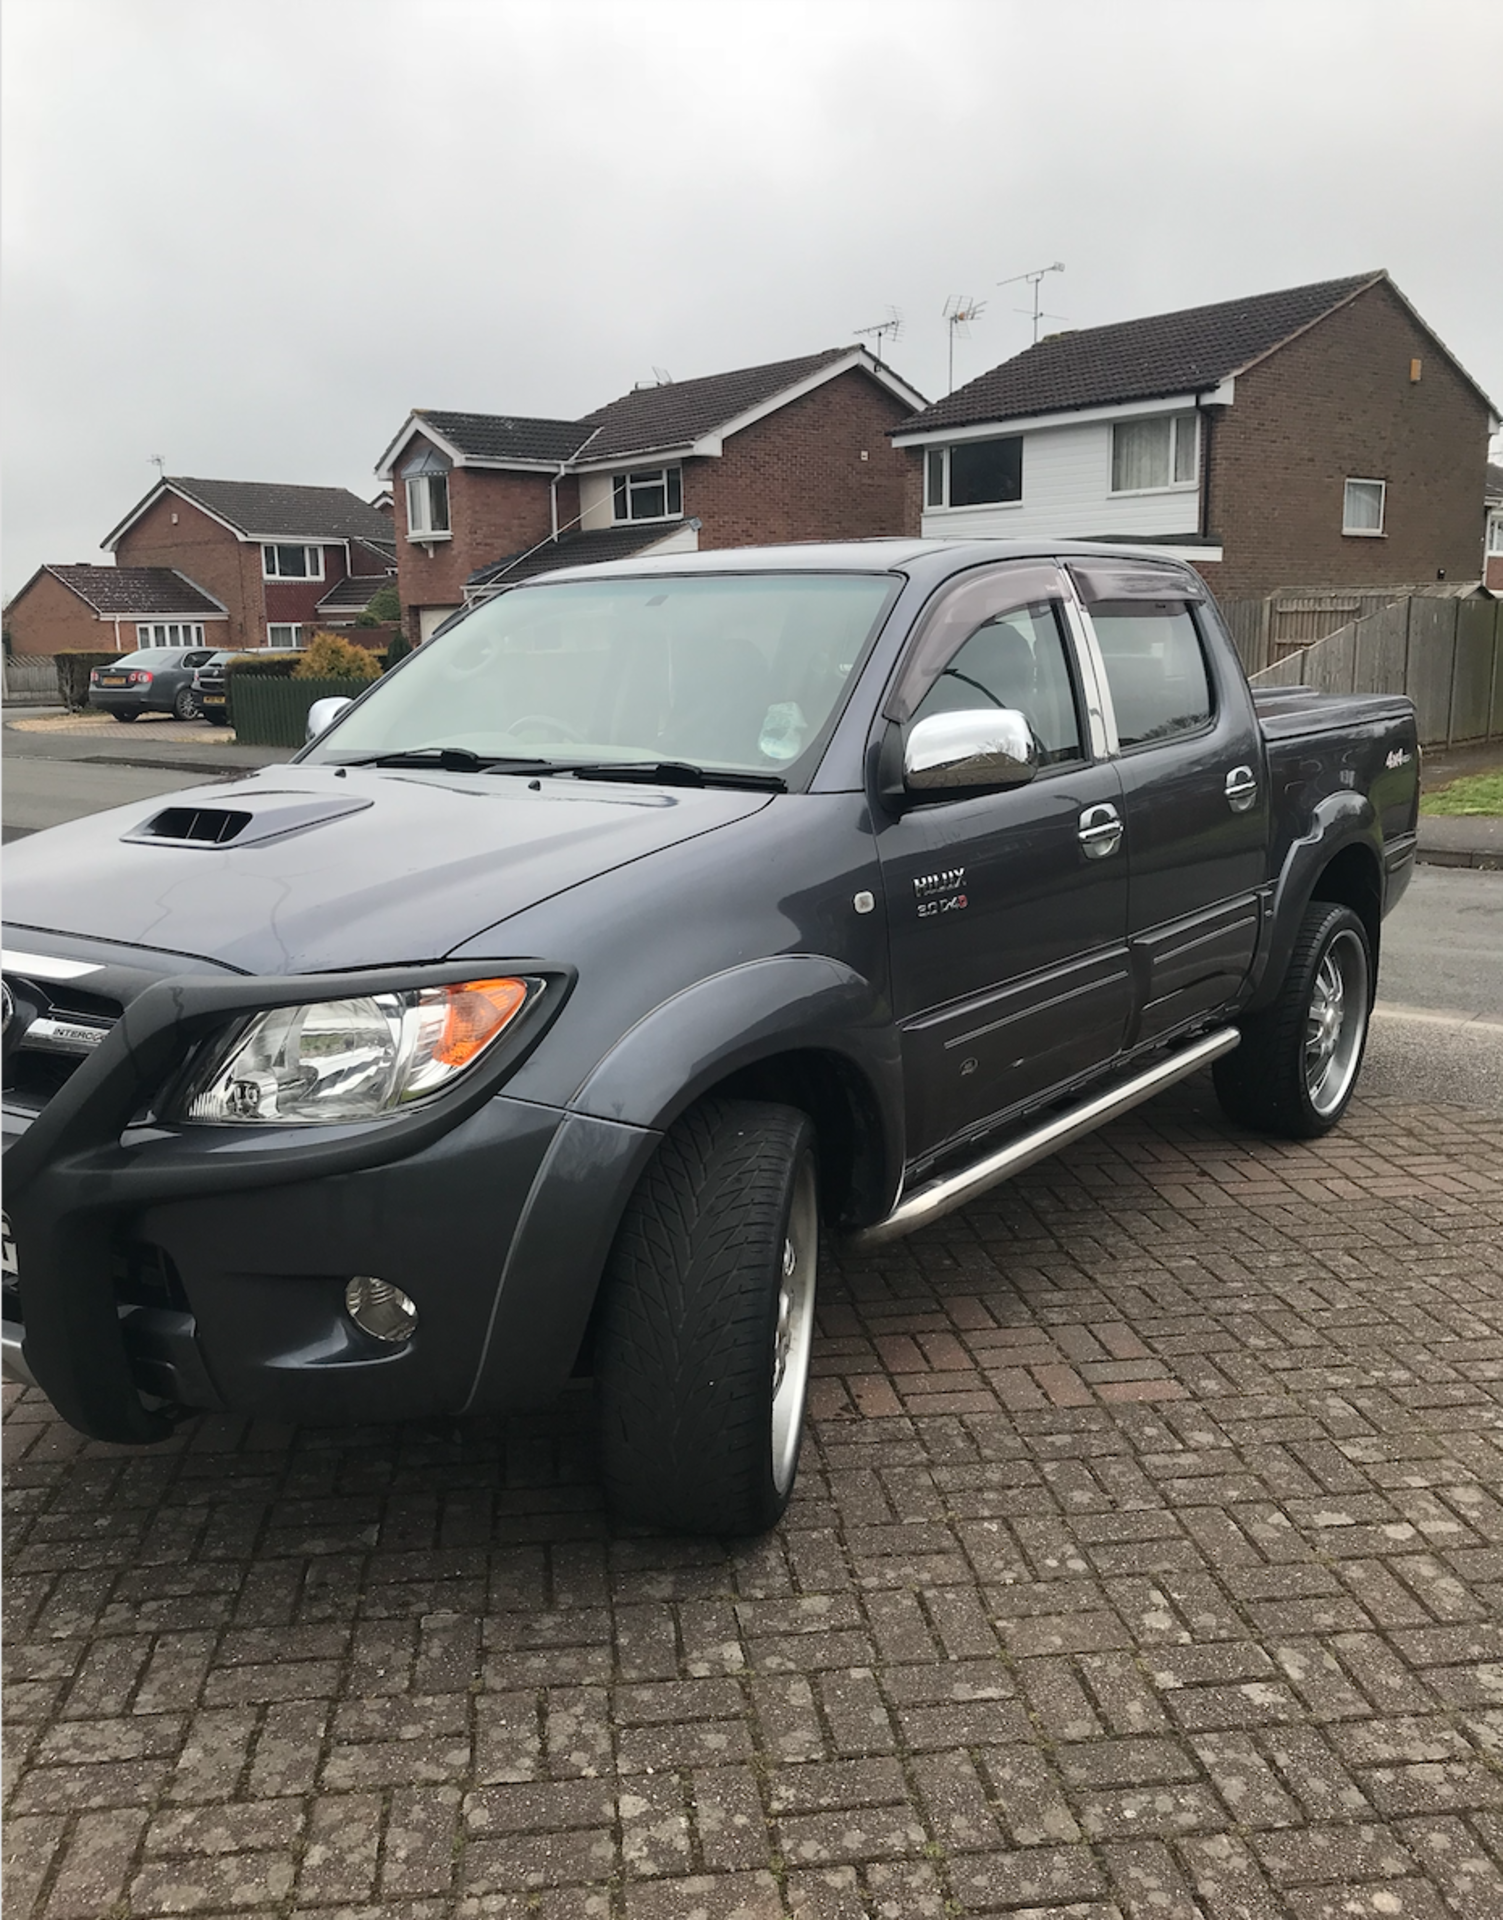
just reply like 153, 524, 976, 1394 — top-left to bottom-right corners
4, 765, 773, 974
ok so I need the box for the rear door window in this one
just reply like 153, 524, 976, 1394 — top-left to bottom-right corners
1088, 601, 1212, 749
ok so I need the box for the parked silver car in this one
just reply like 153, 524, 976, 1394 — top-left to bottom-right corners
88, 648, 218, 722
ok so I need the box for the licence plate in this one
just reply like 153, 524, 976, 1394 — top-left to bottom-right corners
203, 693, 225, 708
98, 676, 128, 687
1, 1213, 16, 1281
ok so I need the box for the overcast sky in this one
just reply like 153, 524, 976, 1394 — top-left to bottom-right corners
3, 0, 1499, 597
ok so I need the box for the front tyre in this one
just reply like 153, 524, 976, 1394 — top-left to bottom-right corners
1213, 901, 1373, 1139
173, 686, 202, 721
596, 1098, 819, 1536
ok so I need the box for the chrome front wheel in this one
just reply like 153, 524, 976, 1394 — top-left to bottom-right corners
770, 1152, 819, 1497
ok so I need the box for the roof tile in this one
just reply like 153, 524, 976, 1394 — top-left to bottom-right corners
46, 566, 225, 619
902, 274, 1383, 433
165, 478, 395, 542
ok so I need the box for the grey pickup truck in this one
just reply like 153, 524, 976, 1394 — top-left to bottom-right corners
2, 541, 1419, 1534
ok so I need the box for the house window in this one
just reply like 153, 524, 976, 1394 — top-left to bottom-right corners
406, 474, 450, 537
612, 467, 682, 521
267, 625, 303, 648
262, 544, 325, 580
926, 438, 1024, 510
925, 450, 945, 508
135, 622, 206, 647
1485, 513, 1502, 555
1111, 414, 1198, 493
1343, 479, 1386, 536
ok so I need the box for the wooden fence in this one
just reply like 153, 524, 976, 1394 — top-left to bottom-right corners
1220, 591, 1416, 677
230, 677, 365, 748
1248, 596, 1503, 746
2, 654, 63, 704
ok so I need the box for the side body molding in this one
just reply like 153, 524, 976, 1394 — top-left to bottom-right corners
1244, 790, 1382, 1013
570, 953, 906, 1213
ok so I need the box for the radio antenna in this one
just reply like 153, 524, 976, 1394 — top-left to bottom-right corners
854, 307, 904, 360
997, 262, 1066, 343
943, 295, 986, 392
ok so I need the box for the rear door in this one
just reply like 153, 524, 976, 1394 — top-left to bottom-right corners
876, 561, 1131, 1165
1069, 558, 1269, 1046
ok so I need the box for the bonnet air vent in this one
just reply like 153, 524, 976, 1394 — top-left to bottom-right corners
122, 792, 374, 849
135, 807, 252, 845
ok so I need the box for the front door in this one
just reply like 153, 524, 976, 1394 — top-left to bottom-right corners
875, 563, 1131, 1167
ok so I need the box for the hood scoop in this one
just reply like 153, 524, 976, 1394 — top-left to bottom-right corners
122, 791, 374, 849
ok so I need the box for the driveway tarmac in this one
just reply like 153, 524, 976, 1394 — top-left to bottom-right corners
6, 1054, 1503, 1919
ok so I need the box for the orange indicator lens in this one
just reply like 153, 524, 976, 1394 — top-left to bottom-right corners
434, 978, 529, 1068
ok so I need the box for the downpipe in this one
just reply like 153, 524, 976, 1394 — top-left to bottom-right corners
849, 1027, 1240, 1250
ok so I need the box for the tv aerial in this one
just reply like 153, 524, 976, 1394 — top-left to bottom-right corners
855, 307, 904, 359
997, 262, 1066, 343
943, 295, 987, 391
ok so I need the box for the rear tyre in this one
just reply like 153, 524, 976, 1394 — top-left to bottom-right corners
173, 687, 202, 721
111, 710, 139, 722
1213, 901, 1372, 1139
596, 1098, 819, 1536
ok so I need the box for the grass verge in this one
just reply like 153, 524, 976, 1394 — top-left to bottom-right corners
1420, 769, 1503, 817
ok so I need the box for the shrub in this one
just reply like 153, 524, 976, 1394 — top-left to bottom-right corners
54, 650, 124, 710
292, 632, 382, 682
365, 581, 401, 624
225, 652, 298, 680
383, 631, 413, 671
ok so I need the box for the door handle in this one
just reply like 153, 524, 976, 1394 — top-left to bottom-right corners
1225, 766, 1259, 813
1078, 802, 1123, 859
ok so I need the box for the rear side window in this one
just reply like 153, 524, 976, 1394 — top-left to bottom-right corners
1090, 600, 1212, 749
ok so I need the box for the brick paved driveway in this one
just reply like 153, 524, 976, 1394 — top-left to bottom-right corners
5, 1073, 1503, 1919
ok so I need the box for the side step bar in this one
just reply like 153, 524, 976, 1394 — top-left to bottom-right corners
850, 1026, 1240, 1251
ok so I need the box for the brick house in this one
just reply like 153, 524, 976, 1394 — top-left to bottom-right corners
376, 347, 926, 641
893, 273, 1499, 603
101, 477, 398, 650
3, 565, 228, 656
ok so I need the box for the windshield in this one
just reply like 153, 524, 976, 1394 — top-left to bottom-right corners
302, 572, 898, 783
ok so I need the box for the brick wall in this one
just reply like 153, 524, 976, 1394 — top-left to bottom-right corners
392, 435, 556, 639
686, 369, 919, 547
116, 494, 264, 647
5, 571, 113, 655
1196, 281, 1492, 602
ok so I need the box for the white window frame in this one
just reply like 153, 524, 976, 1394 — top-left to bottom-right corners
135, 622, 206, 647
405, 474, 451, 539
266, 624, 303, 649
612, 466, 683, 523
922, 438, 1026, 513
1343, 478, 1387, 537
1487, 512, 1503, 556
1110, 413, 1199, 497
262, 544, 326, 581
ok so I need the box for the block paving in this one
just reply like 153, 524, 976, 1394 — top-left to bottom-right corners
4, 1075, 1503, 1917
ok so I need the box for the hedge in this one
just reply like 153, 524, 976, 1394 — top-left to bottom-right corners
53, 651, 125, 710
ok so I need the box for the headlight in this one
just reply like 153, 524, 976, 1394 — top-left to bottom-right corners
171, 977, 534, 1125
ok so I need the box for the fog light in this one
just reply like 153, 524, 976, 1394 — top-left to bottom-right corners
344, 1276, 418, 1343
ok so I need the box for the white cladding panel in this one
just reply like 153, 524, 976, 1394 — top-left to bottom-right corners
920, 419, 1201, 542
579, 474, 614, 531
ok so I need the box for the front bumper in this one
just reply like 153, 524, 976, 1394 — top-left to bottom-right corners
3, 956, 658, 1444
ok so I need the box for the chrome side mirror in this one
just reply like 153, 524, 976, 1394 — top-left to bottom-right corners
903, 708, 1039, 793
306, 696, 354, 742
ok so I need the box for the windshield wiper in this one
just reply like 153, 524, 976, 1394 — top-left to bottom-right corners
554, 760, 787, 792
334, 748, 554, 773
